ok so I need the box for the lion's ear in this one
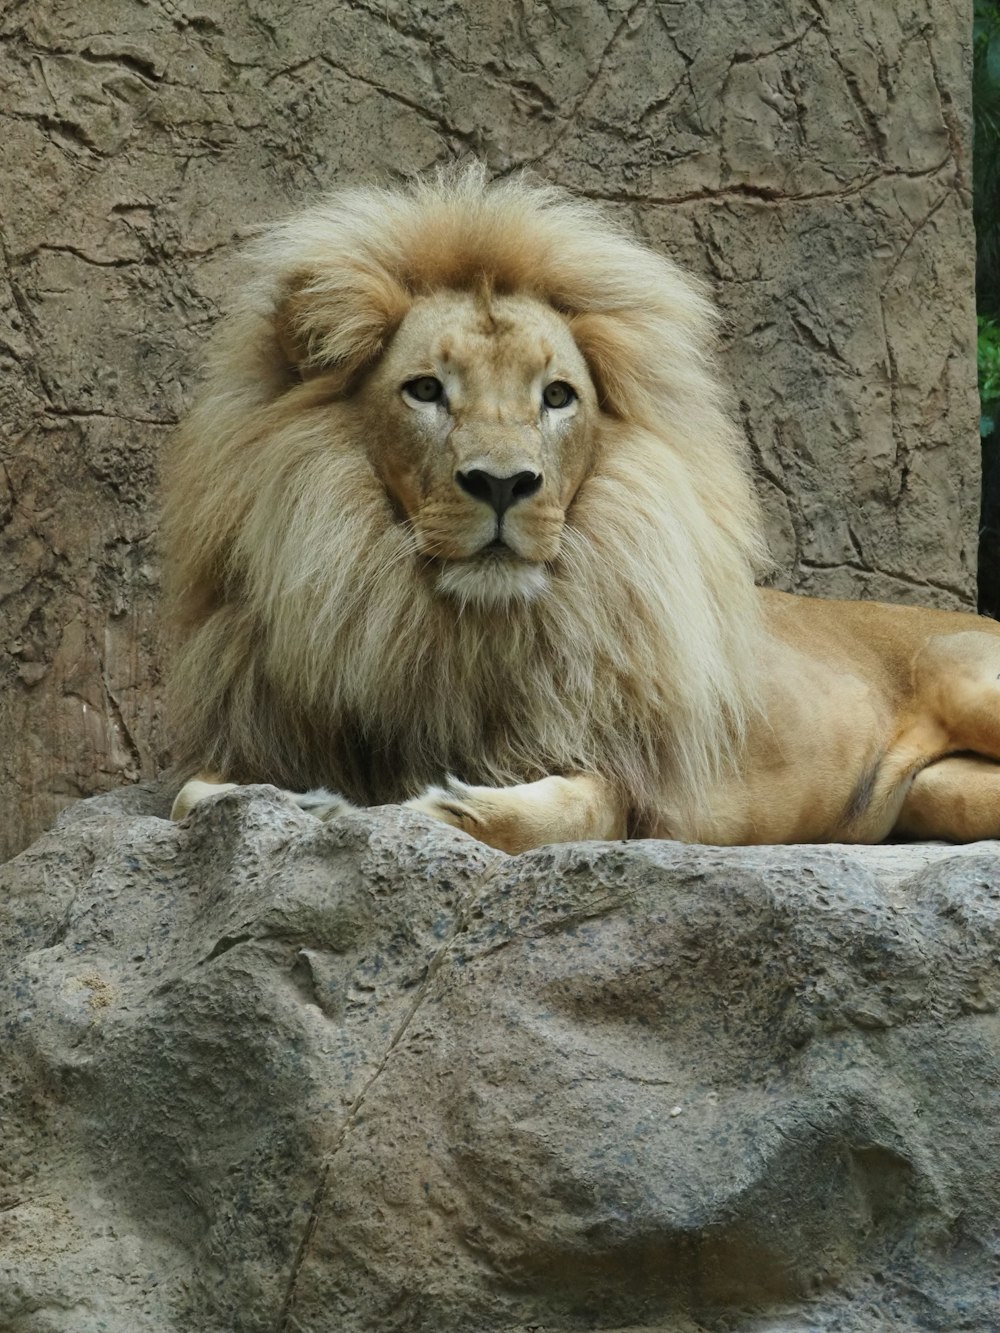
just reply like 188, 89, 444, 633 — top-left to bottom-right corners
274, 281, 322, 373
568, 311, 649, 420
274, 266, 410, 388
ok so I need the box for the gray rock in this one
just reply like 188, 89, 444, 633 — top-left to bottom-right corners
2, 787, 999, 1330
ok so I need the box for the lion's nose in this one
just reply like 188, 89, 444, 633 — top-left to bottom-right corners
455, 468, 542, 518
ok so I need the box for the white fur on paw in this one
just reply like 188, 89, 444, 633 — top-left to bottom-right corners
289, 787, 357, 821
171, 778, 239, 821
405, 777, 482, 832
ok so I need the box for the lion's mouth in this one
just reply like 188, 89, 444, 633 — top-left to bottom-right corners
435, 545, 549, 608
478, 536, 516, 559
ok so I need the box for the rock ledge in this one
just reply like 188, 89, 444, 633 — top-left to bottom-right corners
2, 786, 999, 1331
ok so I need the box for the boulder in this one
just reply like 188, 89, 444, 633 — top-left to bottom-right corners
2, 786, 998, 1331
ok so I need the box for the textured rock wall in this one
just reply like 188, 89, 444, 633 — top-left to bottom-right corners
2, 786, 1000, 1331
0, 0, 979, 858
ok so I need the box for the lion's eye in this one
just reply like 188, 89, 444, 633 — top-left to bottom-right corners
403, 376, 444, 404
542, 381, 576, 410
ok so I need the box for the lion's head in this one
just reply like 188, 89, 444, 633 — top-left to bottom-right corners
325, 287, 598, 609
164, 165, 768, 825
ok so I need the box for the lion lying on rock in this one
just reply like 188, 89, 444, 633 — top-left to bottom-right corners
166, 166, 1000, 851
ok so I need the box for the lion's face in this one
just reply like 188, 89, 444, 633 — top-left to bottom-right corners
357, 290, 599, 608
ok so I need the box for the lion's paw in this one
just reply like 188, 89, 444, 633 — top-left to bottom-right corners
405, 777, 539, 853
171, 779, 355, 823
171, 777, 239, 821
405, 777, 485, 836
406, 772, 625, 851
290, 787, 357, 821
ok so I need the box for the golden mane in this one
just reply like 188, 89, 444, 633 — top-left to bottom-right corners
163, 165, 769, 827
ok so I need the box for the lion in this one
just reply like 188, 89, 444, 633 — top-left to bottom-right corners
165, 165, 1000, 852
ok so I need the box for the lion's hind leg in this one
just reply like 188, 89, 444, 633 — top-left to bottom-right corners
895, 627, 1000, 840
915, 629, 1000, 759
406, 773, 628, 854
170, 773, 354, 822
895, 755, 1000, 841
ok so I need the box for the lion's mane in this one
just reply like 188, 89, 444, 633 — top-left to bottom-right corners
163, 166, 768, 826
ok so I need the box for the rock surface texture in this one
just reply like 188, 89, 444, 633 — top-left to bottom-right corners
2, 785, 999, 1331
0, 0, 981, 857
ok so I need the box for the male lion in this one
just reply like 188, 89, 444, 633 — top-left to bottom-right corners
166, 166, 1000, 852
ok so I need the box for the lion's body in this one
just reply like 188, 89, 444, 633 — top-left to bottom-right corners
695, 590, 1000, 845
166, 167, 1000, 851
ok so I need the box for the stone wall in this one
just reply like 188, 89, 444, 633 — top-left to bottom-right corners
0, 0, 979, 858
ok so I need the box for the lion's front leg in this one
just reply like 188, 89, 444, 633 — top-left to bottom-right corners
170, 772, 355, 822
406, 773, 628, 854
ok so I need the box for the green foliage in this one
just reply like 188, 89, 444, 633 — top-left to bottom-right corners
981, 316, 1000, 435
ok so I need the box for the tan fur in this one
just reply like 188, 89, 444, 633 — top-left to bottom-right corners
166, 166, 1000, 851
164, 166, 766, 831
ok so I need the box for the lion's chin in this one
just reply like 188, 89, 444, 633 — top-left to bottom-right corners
435, 557, 549, 609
